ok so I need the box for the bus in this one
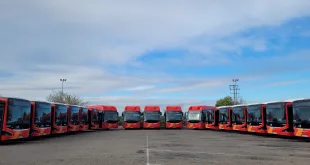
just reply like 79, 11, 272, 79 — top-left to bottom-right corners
231, 105, 247, 132
205, 107, 219, 130
186, 105, 213, 129
164, 106, 183, 129
122, 106, 142, 129
79, 107, 89, 131
292, 99, 310, 138
218, 106, 233, 130
247, 103, 267, 134
143, 106, 162, 129
88, 105, 119, 129
68, 105, 80, 132
266, 101, 294, 137
30, 101, 52, 137
51, 103, 68, 134
0, 97, 31, 141
87, 107, 100, 130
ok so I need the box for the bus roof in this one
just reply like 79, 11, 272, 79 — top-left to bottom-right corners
165, 105, 182, 111
231, 104, 247, 108
88, 105, 117, 111
217, 105, 232, 109
144, 106, 160, 111
0, 97, 30, 102
246, 103, 265, 106
292, 98, 310, 102
188, 105, 215, 111
124, 106, 141, 112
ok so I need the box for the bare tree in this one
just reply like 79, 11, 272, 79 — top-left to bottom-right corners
237, 96, 247, 105
46, 90, 89, 106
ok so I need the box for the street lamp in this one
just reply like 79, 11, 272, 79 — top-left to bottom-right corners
60, 79, 67, 95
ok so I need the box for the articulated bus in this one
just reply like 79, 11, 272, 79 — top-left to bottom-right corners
292, 99, 310, 138
67, 105, 80, 132
164, 106, 183, 129
231, 105, 247, 132
79, 107, 89, 131
266, 101, 294, 137
186, 106, 213, 129
51, 103, 68, 134
30, 101, 52, 137
218, 106, 233, 130
87, 108, 100, 130
0, 97, 31, 142
89, 105, 119, 129
122, 106, 142, 129
143, 106, 162, 129
205, 107, 219, 130
247, 103, 267, 134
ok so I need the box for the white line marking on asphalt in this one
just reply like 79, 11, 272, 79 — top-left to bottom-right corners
146, 134, 149, 165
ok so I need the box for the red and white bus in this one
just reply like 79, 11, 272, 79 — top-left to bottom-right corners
231, 105, 247, 132
30, 101, 52, 137
0, 97, 31, 141
186, 106, 214, 129
51, 103, 68, 134
292, 99, 310, 138
164, 106, 183, 129
122, 106, 142, 129
246, 103, 267, 134
266, 101, 294, 137
218, 106, 233, 130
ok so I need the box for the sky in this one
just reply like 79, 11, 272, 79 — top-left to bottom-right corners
1, 0, 310, 112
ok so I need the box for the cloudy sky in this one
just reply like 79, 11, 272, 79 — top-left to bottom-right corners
1, 0, 310, 111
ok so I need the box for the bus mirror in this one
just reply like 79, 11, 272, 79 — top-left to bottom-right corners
121, 112, 124, 116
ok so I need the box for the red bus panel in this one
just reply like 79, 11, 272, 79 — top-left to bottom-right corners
205, 107, 219, 130
30, 101, 52, 137
247, 104, 267, 134
231, 105, 247, 132
51, 104, 68, 134
218, 106, 233, 131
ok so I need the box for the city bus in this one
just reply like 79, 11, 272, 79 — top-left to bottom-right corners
30, 101, 52, 137
51, 103, 68, 134
79, 107, 89, 131
143, 106, 162, 129
0, 97, 31, 141
186, 105, 213, 129
205, 106, 219, 130
247, 103, 267, 134
87, 107, 100, 129
164, 106, 183, 129
67, 105, 80, 132
266, 101, 294, 137
218, 106, 233, 130
88, 105, 119, 129
122, 106, 142, 129
231, 105, 247, 132
292, 99, 310, 138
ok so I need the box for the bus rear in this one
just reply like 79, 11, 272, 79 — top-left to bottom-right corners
87, 108, 100, 129
0, 97, 31, 141
68, 105, 80, 132
293, 99, 310, 138
218, 106, 233, 130
186, 106, 209, 129
143, 106, 161, 129
231, 105, 247, 132
122, 106, 141, 129
51, 103, 68, 134
205, 107, 219, 130
79, 107, 89, 131
266, 101, 294, 137
164, 106, 183, 129
30, 101, 52, 137
247, 103, 267, 134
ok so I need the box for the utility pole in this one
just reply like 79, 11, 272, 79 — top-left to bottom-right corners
229, 79, 240, 105
60, 79, 67, 96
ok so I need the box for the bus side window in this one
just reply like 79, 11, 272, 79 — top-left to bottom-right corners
0, 102, 4, 130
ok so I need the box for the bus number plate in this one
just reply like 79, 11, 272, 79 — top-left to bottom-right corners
18, 136, 23, 139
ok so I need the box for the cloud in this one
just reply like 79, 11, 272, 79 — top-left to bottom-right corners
266, 80, 306, 87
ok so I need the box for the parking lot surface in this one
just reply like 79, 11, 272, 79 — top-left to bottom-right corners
1, 129, 310, 165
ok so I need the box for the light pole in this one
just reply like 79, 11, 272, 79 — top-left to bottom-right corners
60, 79, 67, 96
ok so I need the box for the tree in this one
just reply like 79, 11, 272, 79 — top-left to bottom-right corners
215, 96, 234, 107
238, 96, 247, 104
46, 90, 89, 106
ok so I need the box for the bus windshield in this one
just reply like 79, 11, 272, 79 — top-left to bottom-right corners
144, 111, 161, 122
247, 105, 262, 124
206, 109, 214, 123
56, 105, 67, 126
187, 111, 201, 122
70, 107, 80, 125
35, 102, 52, 127
80, 108, 88, 124
219, 108, 229, 123
124, 111, 141, 122
232, 107, 244, 124
266, 103, 286, 125
166, 111, 183, 122
7, 104, 31, 129
104, 111, 118, 122
293, 101, 310, 128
